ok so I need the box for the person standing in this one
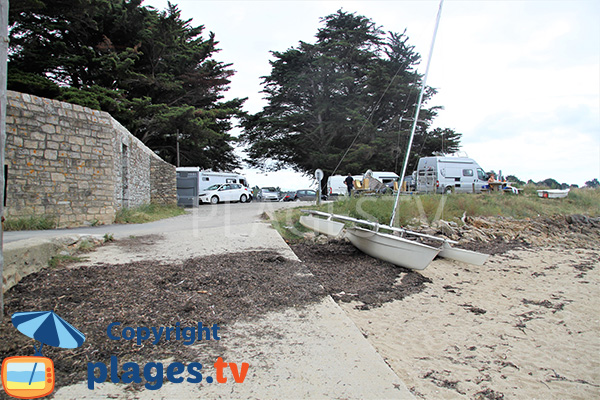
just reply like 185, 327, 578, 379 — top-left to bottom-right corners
344, 173, 354, 196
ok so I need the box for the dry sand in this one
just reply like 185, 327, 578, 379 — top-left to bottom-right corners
339, 245, 600, 399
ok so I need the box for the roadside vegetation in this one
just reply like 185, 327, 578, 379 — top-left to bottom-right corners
273, 187, 600, 242
3, 215, 57, 231
4, 204, 185, 231
114, 203, 186, 224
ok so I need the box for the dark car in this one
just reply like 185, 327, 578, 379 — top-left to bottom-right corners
281, 191, 296, 202
292, 189, 327, 201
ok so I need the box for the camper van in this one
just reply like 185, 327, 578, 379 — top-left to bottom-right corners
176, 167, 250, 206
416, 156, 487, 194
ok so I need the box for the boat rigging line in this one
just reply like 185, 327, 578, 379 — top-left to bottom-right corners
390, 0, 444, 226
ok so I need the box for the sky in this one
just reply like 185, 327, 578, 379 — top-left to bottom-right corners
145, 0, 600, 190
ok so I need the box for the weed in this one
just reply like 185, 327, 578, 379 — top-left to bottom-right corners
115, 203, 186, 224
77, 239, 95, 253
3, 215, 57, 231
48, 255, 84, 268
103, 233, 114, 242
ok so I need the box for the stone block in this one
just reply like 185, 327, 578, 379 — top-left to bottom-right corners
23, 140, 38, 149
71, 137, 85, 146
51, 172, 66, 182
44, 149, 58, 160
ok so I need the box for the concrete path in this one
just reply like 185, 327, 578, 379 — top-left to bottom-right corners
4, 202, 415, 399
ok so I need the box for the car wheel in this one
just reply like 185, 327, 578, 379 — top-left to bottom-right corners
240, 194, 247, 203
210, 195, 219, 204
444, 186, 454, 194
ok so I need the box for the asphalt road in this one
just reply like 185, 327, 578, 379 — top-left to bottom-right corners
3, 200, 305, 244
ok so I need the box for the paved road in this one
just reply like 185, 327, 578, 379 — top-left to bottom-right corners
3, 201, 303, 244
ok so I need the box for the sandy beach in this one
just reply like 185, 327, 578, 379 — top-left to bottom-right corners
339, 244, 599, 399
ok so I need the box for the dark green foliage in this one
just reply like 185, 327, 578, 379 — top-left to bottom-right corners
585, 178, 599, 188
241, 10, 461, 183
506, 175, 525, 186
8, 0, 245, 170
539, 178, 562, 189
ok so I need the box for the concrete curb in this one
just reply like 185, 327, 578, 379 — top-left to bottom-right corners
2, 234, 105, 293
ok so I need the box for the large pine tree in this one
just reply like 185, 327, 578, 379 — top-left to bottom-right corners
8, 0, 245, 170
241, 10, 460, 181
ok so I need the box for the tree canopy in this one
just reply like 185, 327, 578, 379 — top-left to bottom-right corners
241, 10, 461, 180
8, 0, 245, 170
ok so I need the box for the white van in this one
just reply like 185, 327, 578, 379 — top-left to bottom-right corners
416, 156, 487, 194
327, 175, 362, 196
327, 171, 400, 196
176, 167, 250, 205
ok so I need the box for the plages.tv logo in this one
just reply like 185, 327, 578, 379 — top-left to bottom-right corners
1, 311, 85, 399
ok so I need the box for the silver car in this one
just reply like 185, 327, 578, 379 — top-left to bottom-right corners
259, 187, 279, 201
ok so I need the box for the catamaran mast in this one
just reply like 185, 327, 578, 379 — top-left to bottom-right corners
390, 0, 445, 226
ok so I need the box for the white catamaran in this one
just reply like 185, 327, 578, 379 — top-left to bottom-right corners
301, 0, 489, 270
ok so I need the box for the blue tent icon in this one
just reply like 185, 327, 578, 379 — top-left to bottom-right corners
11, 311, 86, 356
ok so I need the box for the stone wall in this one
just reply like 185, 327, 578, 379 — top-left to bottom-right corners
150, 156, 177, 205
4, 91, 176, 227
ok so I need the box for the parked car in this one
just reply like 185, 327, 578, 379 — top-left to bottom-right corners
280, 191, 296, 202
199, 183, 252, 204
258, 187, 279, 201
292, 189, 324, 201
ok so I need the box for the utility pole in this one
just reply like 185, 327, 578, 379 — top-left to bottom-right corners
176, 130, 180, 167
0, 0, 9, 320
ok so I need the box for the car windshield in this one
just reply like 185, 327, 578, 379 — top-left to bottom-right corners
206, 184, 222, 191
262, 187, 277, 192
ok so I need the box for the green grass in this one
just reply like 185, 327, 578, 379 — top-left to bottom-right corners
3, 215, 57, 231
270, 208, 312, 242
48, 254, 85, 268
114, 203, 186, 224
272, 188, 600, 241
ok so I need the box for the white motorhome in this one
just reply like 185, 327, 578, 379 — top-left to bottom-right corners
176, 167, 250, 206
416, 155, 487, 194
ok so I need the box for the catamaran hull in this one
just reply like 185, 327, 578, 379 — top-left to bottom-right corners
299, 215, 345, 237
346, 227, 440, 270
438, 241, 489, 265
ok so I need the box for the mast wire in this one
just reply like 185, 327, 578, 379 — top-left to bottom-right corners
390, 0, 444, 226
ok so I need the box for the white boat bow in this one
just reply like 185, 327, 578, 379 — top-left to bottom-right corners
299, 215, 345, 237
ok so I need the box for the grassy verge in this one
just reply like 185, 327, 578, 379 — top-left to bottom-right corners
272, 188, 600, 241
48, 255, 85, 268
48, 236, 112, 268
114, 203, 186, 224
3, 215, 57, 231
